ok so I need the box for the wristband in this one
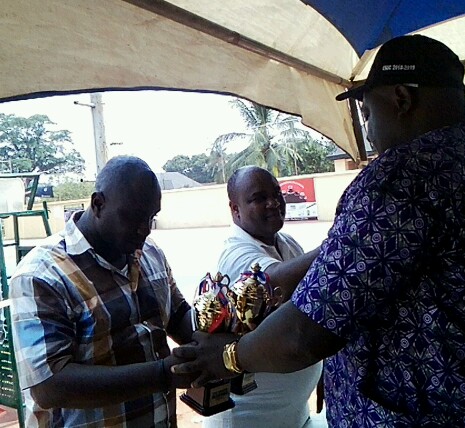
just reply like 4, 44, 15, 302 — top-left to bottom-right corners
223, 340, 244, 374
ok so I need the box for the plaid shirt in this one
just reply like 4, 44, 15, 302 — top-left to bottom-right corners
10, 212, 190, 427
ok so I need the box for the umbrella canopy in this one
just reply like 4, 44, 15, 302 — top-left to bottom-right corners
304, 1, 465, 56
1, 0, 464, 160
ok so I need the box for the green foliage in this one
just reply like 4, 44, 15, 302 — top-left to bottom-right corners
53, 180, 95, 201
207, 139, 235, 184
163, 155, 190, 174
213, 100, 283, 175
163, 154, 214, 183
164, 99, 338, 184
282, 136, 336, 176
210, 99, 332, 179
0, 113, 85, 174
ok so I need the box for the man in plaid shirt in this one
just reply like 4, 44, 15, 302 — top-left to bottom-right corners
10, 156, 195, 427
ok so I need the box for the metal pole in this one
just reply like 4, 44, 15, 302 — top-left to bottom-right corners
348, 98, 367, 164
90, 93, 108, 174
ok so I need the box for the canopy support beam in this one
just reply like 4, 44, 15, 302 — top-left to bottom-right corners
348, 98, 367, 163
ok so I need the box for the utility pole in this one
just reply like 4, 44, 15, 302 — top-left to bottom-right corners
74, 93, 108, 175
90, 93, 108, 174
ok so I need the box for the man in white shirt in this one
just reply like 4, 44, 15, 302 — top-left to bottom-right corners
203, 166, 323, 428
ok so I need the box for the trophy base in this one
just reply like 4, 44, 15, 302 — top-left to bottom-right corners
230, 372, 257, 395
180, 379, 235, 416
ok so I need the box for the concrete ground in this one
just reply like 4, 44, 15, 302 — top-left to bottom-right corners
0, 394, 327, 428
1, 220, 332, 427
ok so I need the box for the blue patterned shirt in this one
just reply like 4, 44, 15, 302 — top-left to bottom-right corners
10, 212, 190, 427
292, 123, 465, 427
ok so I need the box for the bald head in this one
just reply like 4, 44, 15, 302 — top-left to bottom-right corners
83, 156, 161, 258
95, 156, 159, 198
227, 166, 273, 202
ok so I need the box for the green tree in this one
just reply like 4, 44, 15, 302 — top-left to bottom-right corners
163, 154, 214, 183
208, 138, 230, 184
213, 99, 312, 177
53, 180, 95, 201
0, 113, 85, 174
188, 154, 214, 183
163, 155, 191, 174
282, 136, 336, 176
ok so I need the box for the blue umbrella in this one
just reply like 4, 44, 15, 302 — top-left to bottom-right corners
301, 0, 465, 56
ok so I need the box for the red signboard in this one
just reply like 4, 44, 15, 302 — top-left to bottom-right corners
278, 177, 318, 220
279, 178, 316, 204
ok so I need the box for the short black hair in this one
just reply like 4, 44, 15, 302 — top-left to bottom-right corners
95, 156, 158, 196
226, 168, 241, 201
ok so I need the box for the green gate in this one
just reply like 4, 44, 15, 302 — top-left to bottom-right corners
0, 173, 53, 427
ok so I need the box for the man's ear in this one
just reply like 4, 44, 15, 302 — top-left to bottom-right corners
229, 200, 239, 219
91, 192, 105, 218
394, 85, 414, 116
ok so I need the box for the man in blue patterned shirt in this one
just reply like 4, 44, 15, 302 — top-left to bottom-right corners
10, 156, 196, 427
172, 35, 465, 427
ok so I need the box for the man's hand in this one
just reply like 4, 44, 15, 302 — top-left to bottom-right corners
171, 331, 238, 387
163, 353, 200, 389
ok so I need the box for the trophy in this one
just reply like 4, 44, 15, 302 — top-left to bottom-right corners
227, 262, 283, 395
180, 272, 236, 416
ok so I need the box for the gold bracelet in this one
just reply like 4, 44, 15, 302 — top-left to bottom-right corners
222, 340, 244, 374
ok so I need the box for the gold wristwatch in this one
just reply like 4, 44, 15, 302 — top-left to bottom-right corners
222, 340, 244, 374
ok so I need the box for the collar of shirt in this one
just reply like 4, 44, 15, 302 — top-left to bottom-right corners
59, 211, 93, 256
230, 223, 283, 259
60, 211, 126, 274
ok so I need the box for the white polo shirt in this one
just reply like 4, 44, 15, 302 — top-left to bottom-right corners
203, 224, 323, 428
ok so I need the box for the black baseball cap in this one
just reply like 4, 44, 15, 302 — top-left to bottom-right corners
336, 35, 465, 101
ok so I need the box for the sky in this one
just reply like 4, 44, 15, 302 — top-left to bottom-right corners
0, 90, 250, 180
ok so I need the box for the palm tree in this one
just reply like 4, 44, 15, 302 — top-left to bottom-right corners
274, 117, 310, 175
211, 99, 311, 178
208, 138, 228, 184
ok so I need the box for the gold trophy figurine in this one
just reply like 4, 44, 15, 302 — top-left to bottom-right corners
227, 262, 283, 394
180, 272, 236, 416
